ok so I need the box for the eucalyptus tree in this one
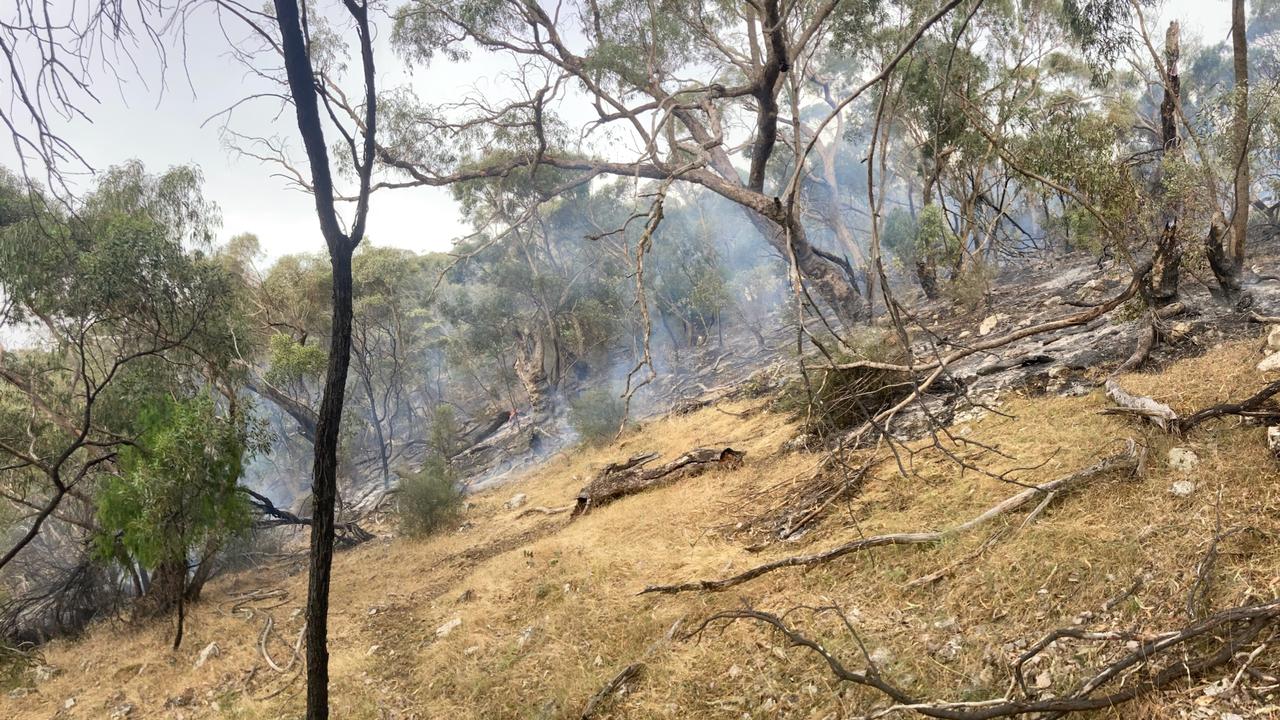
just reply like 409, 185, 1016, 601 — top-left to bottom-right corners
0, 163, 237, 573
378, 0, 969, 331
2, 0, 382, 715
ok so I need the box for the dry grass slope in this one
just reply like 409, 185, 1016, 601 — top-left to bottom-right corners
4, 339, 1280, 719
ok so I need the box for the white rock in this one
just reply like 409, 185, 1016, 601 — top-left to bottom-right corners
1034, 671, 1053, 689
979, 314, 1006, 336
1168, 447, 1199, 473
435, 617, 462, 638
504, 493, 528, 510
64, 698, 76, 709
1268, 426, 1280, 457
1170, 480, 1196, 497
366, 645, 381, 656
1258, 353, 1280, 373
33, 664, 60, 682
193, 642, 220, 669
868, 647, 894, 666
1268, 327, 1280, 352
728, 664, 742, 678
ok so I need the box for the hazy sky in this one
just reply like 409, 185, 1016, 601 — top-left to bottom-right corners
0, 0, 1233, 263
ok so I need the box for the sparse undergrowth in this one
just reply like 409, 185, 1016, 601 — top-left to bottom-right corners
3, 340, 1280, 720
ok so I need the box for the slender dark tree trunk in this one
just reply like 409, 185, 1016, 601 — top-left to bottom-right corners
1229, 0, 1250, 277
1146, 21, 1183, 305
271, 0, 376, 716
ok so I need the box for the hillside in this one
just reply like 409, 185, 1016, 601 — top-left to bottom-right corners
4, 331, 1280, 719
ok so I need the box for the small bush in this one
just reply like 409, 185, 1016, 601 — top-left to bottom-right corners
568, 388, 627, 445
775, 328, 912, 438
397, 456, 463, 537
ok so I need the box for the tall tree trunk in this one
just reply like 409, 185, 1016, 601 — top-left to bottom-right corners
272, 0, 376, 716
1146, 21, 1183, 305
1229, 0, 1250, 277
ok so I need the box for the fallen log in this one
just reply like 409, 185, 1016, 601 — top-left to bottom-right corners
573, 448, 745, 517
1102, 378, 1178, 430
641, 442, 1141, 595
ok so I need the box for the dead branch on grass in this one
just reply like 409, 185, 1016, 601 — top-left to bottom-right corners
573, 448, 745, 517
642, 442, 1141, 595
689, 597, 1280, 720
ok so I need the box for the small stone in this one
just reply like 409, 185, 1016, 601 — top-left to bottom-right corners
1043, 296, 1063, 307
957, 330, 972, 339
868, 647, 894, 666
1269, 426, 1280, 458
1170, 480, 1196, 497
366, 645, 381, 656
1169, 321, 1193, 340
593, 654, 603, 667
727, 664, 742, 678
110, 704, 135, 719
193, 642, 220, 669
34, 664, 60, 682
7, 687, 28, 699
436, 617, 462, 638
1034, 671, 1052, 689
1222, 713, 1244, 720
504, 493, 528, 510
64, 697, 76, 710
464, 645, 480, 656
979, 314, 1006, 336
1258, 353, 1280, 373
1168, 447, 1199, 472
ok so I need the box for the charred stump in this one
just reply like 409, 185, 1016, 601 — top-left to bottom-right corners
572, 448, 745, 517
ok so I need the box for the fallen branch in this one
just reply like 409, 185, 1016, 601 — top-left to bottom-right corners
579, 618, 682, 719
691, 596, 1280, 720
1101, 379, 1177, 430
642, 442, 1141, 595
580, 663, 642, 719
516, 505, 572, 518
573, 448, 745, 517
1103, 378, 1280, 434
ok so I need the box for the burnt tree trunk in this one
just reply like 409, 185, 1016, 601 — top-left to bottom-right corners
572, 448, 745, 516
1228, 0, 1250, 288
272, 0, 377, 715
1145, 21, 1183, 306
513, 327, 552, 418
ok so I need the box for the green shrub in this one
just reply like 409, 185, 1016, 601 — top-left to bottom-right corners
568, 388, 627, 445
397, 455, 463, 537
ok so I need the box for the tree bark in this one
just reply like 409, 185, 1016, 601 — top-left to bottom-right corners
1146, 21, 1183, 305
1229, 0, 1250, 277
272, 0, 375, 715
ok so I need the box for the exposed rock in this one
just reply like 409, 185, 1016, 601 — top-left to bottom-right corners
1268, 426, 1280, 458
1258, 353, 1280, 373
110, 703, 135, 719
1269, 326, 1280, 352
34, 664, 60, 682
504, 493, 528, 510
193, 642, 219, 669
436, 617, 462, 638
1168, 447, 1199, 473
979, 314, 1006, 336
1170, 480, 1196, 497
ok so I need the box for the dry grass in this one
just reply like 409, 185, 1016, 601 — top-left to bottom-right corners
5, 339, 1280, 719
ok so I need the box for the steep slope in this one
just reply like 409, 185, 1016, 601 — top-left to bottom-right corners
4, 339, 1280, 719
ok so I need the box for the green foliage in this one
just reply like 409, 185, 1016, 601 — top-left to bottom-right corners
881, 206, 959, 269
94, 395, 265, 571
397, 455, 463, 538
568, 388, 627, 446
265, 333, 327, 387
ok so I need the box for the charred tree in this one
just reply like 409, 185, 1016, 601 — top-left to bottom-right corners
1144, 21, 1183, 306
270, 0, 378, 715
